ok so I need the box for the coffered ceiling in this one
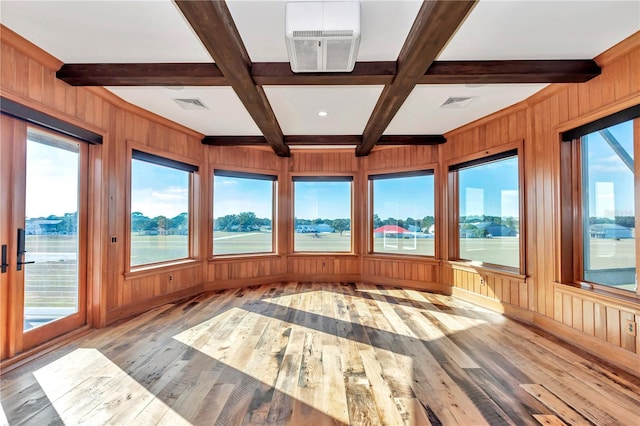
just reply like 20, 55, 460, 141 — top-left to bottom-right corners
1, 0, 638, 156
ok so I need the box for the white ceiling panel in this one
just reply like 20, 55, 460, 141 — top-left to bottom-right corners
0, 1, 212, 63
439, 0, 640, 60
385, 84, 548, 135
106, 87, 261, 135
264, 85, 384, 134
227, 0, 422, 62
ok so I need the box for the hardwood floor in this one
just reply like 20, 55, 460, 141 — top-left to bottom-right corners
1, 282, 639, 425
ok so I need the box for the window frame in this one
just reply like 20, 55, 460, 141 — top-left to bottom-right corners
126, 144, 198, 271
212, 168, 278, 257
560, 108, 639, 298
368, 167, 437, 257
291, 174, 354, 254
447, 141, 525, 275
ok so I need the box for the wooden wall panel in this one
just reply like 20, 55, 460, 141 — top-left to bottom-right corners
289, 150, 359, 173
366, 145, 438, 171
439, 33, 640, 360
1, 27, 207, 327
289, 255, 360, 282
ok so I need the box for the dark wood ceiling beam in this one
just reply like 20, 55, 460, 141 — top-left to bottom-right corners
420, 60, 601, 84
175, 0, 289, 157
202, 136, 269, 146
356, 0, 478, 156
56, 63, 227, 86
202, 134, 445, 146
252, 62, 396, 85
285, 135, 361, 145
56, 60, 600, 87
377, 135, 445, 145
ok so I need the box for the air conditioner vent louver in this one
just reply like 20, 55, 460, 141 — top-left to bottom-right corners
440, 97, 477, 109
292, 30, 354, 38
286, 2, 360, 73
174, 98, 208, 110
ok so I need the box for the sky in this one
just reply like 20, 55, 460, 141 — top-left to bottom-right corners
214, 176, 273, 219
25, 119, 635, 221
373, 175, 434, 221
294, 181, 351, 220
26, 134, 79, 218
585, 120, 634, 218
131, 159, 189, 218
458, 156, 520, 219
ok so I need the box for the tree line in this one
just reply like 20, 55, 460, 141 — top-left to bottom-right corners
373, 214, 435, 231
131, 212, 188, 234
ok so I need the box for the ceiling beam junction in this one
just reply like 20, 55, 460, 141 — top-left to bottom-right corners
174, 0, 289, 157
356, 0, 478, 156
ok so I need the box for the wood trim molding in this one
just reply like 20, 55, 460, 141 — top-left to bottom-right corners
357, 0, 478, 156
444, 101, 529, 139
595, 29, 640, 66
0, 24, 63, 70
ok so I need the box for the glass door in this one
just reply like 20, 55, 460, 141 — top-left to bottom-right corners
1, 123, 88, 357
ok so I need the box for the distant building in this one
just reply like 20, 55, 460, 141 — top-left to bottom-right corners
589, 224, 632, 239
26, 219, 62, 235
459, 222, 517, 238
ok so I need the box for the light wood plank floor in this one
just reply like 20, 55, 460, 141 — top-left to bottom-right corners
2, 282, 639, 425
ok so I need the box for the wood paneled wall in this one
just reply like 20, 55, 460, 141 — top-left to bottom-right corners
2, 25, 638, 372
1, 26, 207, 328
440, 32, 640, 365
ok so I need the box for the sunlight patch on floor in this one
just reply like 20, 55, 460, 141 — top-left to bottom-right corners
33, 348, 190, 425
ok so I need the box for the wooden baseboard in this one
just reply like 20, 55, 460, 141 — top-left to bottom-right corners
203, 275, 287, 292
451, 287, 639, 378
286, 274, 361, 284
105, 284, 203, 325
362, 276, 451, 294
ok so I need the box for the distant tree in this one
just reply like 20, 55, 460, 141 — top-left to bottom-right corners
331, 219, 350, 236
421, 216, 435, 230
373, 214, 383, 229
615, 216, 635, 228
169, 212, 188, 234
215, 214, 238, 231
238, 211, 257, 230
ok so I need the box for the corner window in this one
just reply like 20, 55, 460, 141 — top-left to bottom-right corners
370, 170, 435, 256
293, 177, 352, 252
562, 108, 638, 294
130, 150, 195, 267
213, 170, 275, 255
450, 149, 521, 271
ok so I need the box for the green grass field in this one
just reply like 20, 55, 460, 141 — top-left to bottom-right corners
23, 234, 637, 318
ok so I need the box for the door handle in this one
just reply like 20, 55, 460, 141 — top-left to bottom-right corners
1, 245, 8, 273
16, 228, 35, 271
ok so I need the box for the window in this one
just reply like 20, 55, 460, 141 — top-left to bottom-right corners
130, 150, 196, 267
562, 107, 638, 294
450, 149, 521, 270
213, 170, 275, 255
370, 171, 435, 256
293, 177, 352, 252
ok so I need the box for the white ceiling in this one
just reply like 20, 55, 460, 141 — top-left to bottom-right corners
1, 0, 639, 140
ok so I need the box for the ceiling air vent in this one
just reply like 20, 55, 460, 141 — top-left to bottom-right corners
174, 98, 208, 110
440, 97, 477, 109
285, 1, 360, 73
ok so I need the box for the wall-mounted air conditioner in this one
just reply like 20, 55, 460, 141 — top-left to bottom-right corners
285, 1, 361, 73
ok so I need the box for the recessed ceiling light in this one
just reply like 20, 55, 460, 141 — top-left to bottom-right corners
318, 111, 328, 117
